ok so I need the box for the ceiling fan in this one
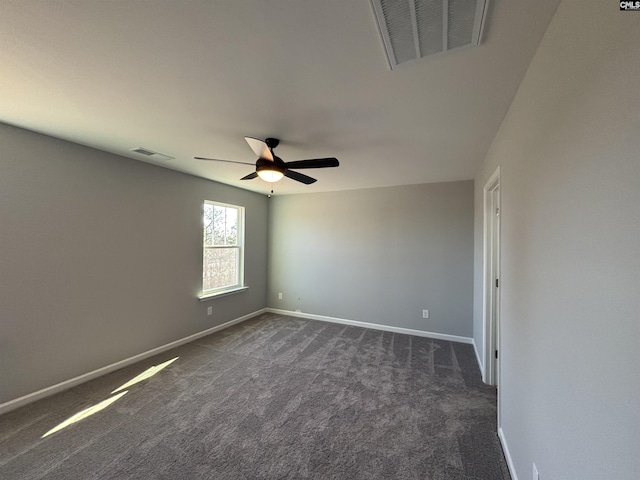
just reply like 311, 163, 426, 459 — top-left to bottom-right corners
195, 137, 339, 185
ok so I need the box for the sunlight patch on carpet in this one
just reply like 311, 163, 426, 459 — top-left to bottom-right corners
111, 357, 179, 394
41, 391, 128, 438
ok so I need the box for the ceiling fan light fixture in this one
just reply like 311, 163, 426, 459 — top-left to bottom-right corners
257, 168, 284, 183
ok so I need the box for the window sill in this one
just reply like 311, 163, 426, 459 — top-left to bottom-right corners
198, 286, 249, 302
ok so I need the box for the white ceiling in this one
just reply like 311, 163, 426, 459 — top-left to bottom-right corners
0, 0, 560, 195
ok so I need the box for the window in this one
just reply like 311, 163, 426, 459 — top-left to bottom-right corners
202, 201, 244, 296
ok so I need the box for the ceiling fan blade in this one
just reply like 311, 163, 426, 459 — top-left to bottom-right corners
284, 158, 339, 169
240, 172, 258, 180
284, 169, 317, 185
244, 137, 273, 161
194, 157, 254, 166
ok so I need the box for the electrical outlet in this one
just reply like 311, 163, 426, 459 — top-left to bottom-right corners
532, 463, 539, 480
278, 292, 283, 300
422, 309, 430, 319
207, 306, 212, 316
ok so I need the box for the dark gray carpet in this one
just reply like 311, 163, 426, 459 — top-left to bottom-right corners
0, 313, 510, 479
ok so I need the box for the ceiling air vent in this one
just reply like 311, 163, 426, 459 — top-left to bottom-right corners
130, 147, 174, 161
371, 0, 488, 69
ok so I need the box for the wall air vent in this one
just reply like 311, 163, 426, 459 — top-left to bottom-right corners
130, 147, 174, 161
371, 0, 488, 69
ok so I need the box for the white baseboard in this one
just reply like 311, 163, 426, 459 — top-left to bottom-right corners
472, 338, 484, 377
498, 427, 518, 480
0, 308, 267, 416
266, 308, 474, 344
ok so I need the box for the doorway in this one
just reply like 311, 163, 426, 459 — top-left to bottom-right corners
483, 167, 501, 396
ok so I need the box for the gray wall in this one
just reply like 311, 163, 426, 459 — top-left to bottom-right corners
268, 181, 474, 337
473, 1, 640, 479
0, 123, 268, 405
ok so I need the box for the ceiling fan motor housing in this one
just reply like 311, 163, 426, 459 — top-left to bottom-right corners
256, 156, 285, 175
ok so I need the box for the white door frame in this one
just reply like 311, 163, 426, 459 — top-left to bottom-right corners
482, 166, 501, 391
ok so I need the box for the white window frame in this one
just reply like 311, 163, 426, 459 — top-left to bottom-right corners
200, 200, 246, 300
